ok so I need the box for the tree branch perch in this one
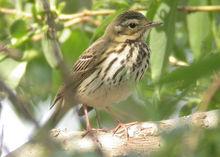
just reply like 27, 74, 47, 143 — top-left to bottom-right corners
6, 109, 220, 157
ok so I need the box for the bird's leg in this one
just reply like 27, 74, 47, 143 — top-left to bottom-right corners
82, 104, 107, 138
82, 104, 94, 137
83, 104, 92, 131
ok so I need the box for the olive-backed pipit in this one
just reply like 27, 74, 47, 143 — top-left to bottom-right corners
52, 10, 161, 130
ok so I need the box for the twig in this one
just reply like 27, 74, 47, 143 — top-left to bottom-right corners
200, 74, 220, 111
0, 43, 23, 61
0, 7, 148, 28
0, 7, 32, 17
64, 16, 100, 27
59, 8, 146, 20
59, 9, 115, 20
6, 109, 220, 157
0, 7, 114, 20
40, 0, 67, 73
36, 0, 73, 130
178, 5, 220, 13
35, 0, 82, 141
0, 79, 39, 127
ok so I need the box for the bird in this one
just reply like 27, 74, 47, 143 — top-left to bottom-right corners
51, 10, 161, 132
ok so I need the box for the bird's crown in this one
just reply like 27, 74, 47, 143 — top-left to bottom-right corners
104, 11, 160, 43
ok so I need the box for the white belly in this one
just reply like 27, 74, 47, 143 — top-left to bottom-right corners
78, 81, 133, 109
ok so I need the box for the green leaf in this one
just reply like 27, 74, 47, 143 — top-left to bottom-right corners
20, 56, 52, 101
187, 0, 212, 60
61, 28, 90, 64
0, 58, 27, 89
148, 0, 177, 82
41, 38, 63, 68
10, 19, 28, 38
187, 12, 211, 60
160, 53, 220, 86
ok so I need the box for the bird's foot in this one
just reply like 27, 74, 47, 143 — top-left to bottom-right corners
112, 121, 138, 140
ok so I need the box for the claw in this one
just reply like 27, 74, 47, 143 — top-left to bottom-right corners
112, 121, 138, 140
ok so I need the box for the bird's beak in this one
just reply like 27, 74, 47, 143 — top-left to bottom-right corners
144, 21, 163, 28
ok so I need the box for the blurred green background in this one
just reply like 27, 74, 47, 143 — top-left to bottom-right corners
0, 0, 220, 156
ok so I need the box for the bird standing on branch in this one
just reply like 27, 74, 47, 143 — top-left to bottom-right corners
51, 10, 162, 132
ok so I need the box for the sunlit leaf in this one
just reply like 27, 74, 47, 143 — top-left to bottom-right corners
160, 53, 220, 86
187, 13, 211, 60
187, 0, 212, 60
148, 0, 177, 81
20, 56, 52, 102
0, 58, 27, 89
41, 38, 63, 68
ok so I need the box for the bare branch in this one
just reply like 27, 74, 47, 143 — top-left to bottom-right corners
0, 7, 114, 20
64, 16, 100, 27
6, 109, 220, 157
0, 43, 23, 61
59, 9, 115, 20
0, 79, 39, 126
178, 5, 220, 13
200, 74, 220, 111
40, 0, 68, 73
34, 0, 82, 139
0, 7, 32, 17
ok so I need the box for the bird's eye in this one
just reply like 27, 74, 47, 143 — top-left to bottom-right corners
128, 23, 137, 29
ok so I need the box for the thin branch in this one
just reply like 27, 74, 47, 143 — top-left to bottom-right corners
64, 16, 100, 27
200, 74, 220, 111
6, 109, 220, 157
178, 5, 220, 13
0, 7, 145, 28
59, 9, 115, 20
0, 7, 146, 24
0, 79, 39, 127
0, 43, 23, 61
0, 7, 32, 17
40, 0, 68, 76
0, 7, 114, 20
34, 1, 84, 142
64, 16, 92, 27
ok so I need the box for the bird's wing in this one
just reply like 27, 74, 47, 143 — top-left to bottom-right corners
72, 38, 108, 74
51, 38, 109, 108
72, 54, 95, 73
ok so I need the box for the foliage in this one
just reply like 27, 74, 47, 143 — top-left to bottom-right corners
0, 0, 220, 156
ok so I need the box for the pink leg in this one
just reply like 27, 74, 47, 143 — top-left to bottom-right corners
83, 104, 91, 130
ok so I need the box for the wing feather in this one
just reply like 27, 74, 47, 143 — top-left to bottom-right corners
73, 54, 96, 72
51, 38, 109, 108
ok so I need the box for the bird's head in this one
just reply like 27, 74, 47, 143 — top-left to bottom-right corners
105, 11, 162, 43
